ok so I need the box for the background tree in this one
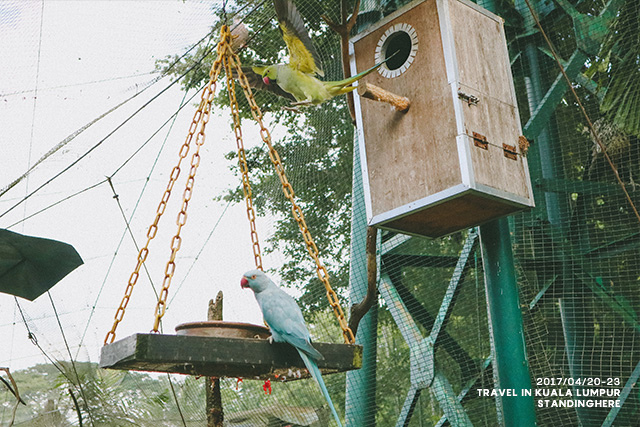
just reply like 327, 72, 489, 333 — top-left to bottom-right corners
157, 0, 353, 315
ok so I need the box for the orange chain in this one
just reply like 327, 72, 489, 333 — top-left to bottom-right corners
104, 28, 225, 344
226, 48, 355, 345
105, 25, 354, 345
151, 32, 227, 333
222, 43, 263, 271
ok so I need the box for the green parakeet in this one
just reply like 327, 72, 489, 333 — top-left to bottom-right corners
242, 0, 387, 106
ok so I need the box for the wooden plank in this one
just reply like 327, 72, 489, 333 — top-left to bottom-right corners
449, 0, 531, 200
100, 334, 362, 381
380, 191, 523, 237
353, 0, 461, 217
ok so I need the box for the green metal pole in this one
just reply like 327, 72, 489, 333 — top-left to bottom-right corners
479, 1, 536, 422
345, 134, 377, 426
479, 218, 537, 426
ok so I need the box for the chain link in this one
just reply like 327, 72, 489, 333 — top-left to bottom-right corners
104, 27, 226, 345
151, 29, 226, 333
105, 25, 354, 345
228, 50, 355, 345
222, 37, 263, 271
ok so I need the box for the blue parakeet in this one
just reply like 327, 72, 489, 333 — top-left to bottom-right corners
241, 269, 343, 427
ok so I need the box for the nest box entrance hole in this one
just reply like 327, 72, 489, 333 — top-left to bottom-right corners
376, 23, 419, 78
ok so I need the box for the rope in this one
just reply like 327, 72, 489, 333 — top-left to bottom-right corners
523, 0, 640, 225
167, 373, 188, 427
14, 298, 68, 377
167, 199, 233, 307
47, 292, 96, 426
0, 42, 216, 221
77, 88, 199, 356
107, 178, 160, 301
6, 179, 107, 229
23, 0, 46, 229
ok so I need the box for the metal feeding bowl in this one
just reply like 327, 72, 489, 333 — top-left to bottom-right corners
175, 320, 271, 339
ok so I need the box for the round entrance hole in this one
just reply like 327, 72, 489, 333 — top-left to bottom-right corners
375, 23, 418, 78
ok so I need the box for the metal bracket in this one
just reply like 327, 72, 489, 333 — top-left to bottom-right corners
458, 90, 479, 106
473, 132, 488, 150
502, 143, 518, 160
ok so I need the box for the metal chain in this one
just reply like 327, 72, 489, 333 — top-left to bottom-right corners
104, 29, 225, 345
105, 25, 354, 345
227, 50, 355, 345
151, 32, 227, 333
221, 39, 263, 271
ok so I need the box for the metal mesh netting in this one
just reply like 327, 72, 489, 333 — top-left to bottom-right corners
1, 0, 640, 426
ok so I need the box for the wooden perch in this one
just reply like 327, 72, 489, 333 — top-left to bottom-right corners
357, 82, 410, 112
348, 227, 378, 337
207, 291, 223, 427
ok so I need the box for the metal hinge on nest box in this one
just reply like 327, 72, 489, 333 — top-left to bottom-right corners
473, 132, 488, 150
503, 143, 518, 160
458, 90, 479, 106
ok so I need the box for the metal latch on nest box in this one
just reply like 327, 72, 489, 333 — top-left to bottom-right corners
458, 90, 479, 106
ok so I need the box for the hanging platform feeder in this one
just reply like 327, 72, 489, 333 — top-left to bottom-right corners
99, 24, 360, 382
99, 333, 362, 381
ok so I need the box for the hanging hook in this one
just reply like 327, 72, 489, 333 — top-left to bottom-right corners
222, 0, 228, 28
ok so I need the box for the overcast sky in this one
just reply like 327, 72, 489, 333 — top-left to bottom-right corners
0, 0, 285, 370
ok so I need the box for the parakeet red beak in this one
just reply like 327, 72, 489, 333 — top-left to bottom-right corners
241, 277, 249, 289
263, 76, 270, 85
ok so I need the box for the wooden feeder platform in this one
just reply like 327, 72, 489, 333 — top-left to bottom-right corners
99, 333, 362, 381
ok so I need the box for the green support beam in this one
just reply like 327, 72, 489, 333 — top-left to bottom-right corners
479, 218, 537, 426
377, 230, 479, 426
520, 0, 623, 142
345, 134, 377, 427
522, 50, 589, 141
603, 359, 640, 426
378, 274, 473, 427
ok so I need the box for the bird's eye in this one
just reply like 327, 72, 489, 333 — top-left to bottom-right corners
251, 275, 257, 279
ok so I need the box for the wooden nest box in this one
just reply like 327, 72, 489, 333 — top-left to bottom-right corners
350, 0, 534, 237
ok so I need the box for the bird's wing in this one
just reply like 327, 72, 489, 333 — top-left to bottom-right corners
233, 66, 296, 101
259, 288, 323, 360
274, 0, 324, 77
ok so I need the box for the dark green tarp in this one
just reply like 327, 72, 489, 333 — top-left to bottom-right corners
0, 229, 83, 301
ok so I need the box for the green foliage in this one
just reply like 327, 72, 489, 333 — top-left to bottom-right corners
3, 363, 208, 426
157, 0, 354, 313
597, 1, 640, 136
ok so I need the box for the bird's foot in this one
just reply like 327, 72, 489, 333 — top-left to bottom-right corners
290, 100, 313, 107
282, 105, 302, 113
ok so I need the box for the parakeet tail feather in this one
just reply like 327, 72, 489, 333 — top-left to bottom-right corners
331, 49, 400, 89
299, 350, 343, 427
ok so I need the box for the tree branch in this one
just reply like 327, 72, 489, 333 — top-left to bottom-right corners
322, 0, 362, 123
348, 226, 378, 337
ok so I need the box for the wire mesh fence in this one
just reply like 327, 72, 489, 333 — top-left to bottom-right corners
1, 0, 639, 425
